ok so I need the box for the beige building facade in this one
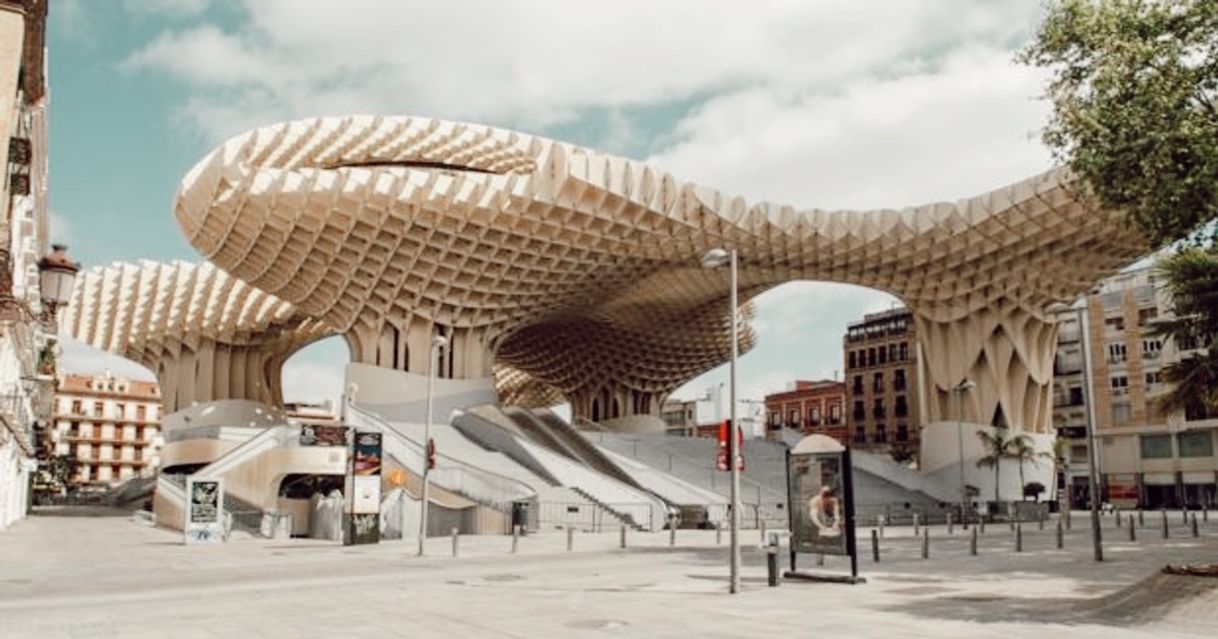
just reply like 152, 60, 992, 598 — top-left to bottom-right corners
51, 373, 163, 487
1052, 266, 1217, 509
0, 0, 49, 530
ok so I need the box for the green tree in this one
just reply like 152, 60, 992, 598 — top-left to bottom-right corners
1149, 246, 1218, 415
1010, 436, 1054, 501
976, 426, 1019, 503
1020, 0, 1218, 246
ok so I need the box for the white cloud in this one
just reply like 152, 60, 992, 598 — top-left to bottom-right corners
125, 1, 1046, 145
58, 338, 155, 381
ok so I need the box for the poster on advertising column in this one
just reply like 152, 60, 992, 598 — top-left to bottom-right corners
785, 434, 862, 582
184, 478, 224, 545
346, 431, 383, 545
789, 450, 849, 556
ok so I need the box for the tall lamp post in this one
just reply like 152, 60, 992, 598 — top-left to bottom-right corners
417, 333, 448, 556
702, 247, 740, 595
951, 380, 976, 527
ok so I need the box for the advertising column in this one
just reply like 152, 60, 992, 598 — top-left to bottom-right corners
346, 431, 383, 545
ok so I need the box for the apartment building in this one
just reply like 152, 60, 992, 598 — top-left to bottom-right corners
1051, 266, 1217, 509
764, 380, 846, 444
842, 308, 920, 458
0, 0, 49, 529
52, 373, 162, 487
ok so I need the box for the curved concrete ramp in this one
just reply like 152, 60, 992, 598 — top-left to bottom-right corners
1072, 567, 1218, 629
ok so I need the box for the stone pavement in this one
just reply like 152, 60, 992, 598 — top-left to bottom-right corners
0, 508, 1215, 638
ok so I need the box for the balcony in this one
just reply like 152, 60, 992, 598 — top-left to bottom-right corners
65, 435, 154, 447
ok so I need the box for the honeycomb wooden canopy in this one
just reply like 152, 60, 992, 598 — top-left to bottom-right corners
168, 114, 1148, 427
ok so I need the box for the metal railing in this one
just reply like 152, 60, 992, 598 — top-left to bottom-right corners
536, 500, 655, 532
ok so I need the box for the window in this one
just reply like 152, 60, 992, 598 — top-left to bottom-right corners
898, 342, 909, 361
852, 375, 864, 394
1110, 376, 1129, 394
769, 412, 780, 428
1178, 431, 1214, 458
114, 403, 126, 419
829, 402, 841, 423
888, 344, 897, 362
809, 406, 821, 426
848, 351, 856, 368
893, 369, 906, 391
1069, 387, 1084, 406
1139, 434, 1173, 459
878, 347, 887, 365
1104, 316, 1125, 332
867, 348, 876, 367
71, 400, 82, 415
136, 405, 146, 421
1186, 402, 1215, 422
788, 410, 800, 427
1107, 343, 1126, 364
874, 424, 887, 444
1177, 335, 1199, 351
873, 399, 886, 419
895, 396, 908, 417
1142, 339, 1162, 359
852, 401, 865, 421
1137, 307, 1158, 325
853, 427, 866, 444
873, 372, 884, 393
1144, 371, 1162, 386
93, 401, 103, 417
1112, 402, 1132, 426
896, 424, 909, 442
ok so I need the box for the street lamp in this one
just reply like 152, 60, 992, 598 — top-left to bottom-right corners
37, 244, 80, 330
702, 247, 740, 594
417, 333, 448, 556
951, 380, 977, 527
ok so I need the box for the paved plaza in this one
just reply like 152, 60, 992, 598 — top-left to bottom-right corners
0, 509, 1215, 638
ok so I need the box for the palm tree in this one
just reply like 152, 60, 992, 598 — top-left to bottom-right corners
975, 426, 1018, 503
1149, 246, 1218, 417
1009, 436, 1054, 500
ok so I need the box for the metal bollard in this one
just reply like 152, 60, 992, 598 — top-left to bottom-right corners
872, 529, 880, 562
980, 517, 986, 534
1162, 510, 1169, 539
879, 515, 886, 540
1128, 516, 1135, 542
766, 545, 779, 587
970, 526, 978, 556
1015, 523, 1023, 553
1204, 506, 1209, 523
620, 524, 626, 549
1039, 512, 1045, 531
1116, 509, 1122, 527
1065, 509, 1072, 531
451, 527, 459, 558
512, 525, 519, 554
1191, 514, 1199, 538
760, 520, 767, 544
913, 513, 920, 536
1056, 518, 1064, 549
1182, 509, 1189, 525
921, 528, 929, 559
669, 522, 676, 547
1138, 509, 1144, 527
567, 526, 574, 551
817, 553, 825, 566
948, 512, 954, 535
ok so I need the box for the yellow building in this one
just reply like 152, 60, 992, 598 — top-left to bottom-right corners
52, 373, 163, 487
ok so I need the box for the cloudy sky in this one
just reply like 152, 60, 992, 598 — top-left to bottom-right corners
50, 0, 1056, 429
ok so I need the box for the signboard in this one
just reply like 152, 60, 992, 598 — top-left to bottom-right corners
1106, 473, 1138, 507
788, 450, 850, 556
300, 424, 347, 447
715, 420, 745, 472
185, 478, 224, 545
346, 431, 383, 545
